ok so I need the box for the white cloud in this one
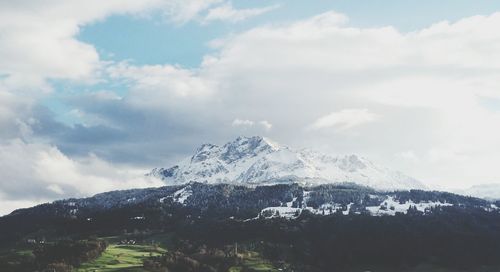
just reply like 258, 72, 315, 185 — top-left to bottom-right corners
162, 0, 224, 24
0, 0, 251, 90
232, 119, 254, 127
0, 139, 163, 215
203, 3, 279, 24
396, 151, 419, 162
0, 90, 35, 139
0, 197, 45, 217
259, 120, 273, 130
0, 0, 157, 89
232, 119, 273, 131
310, 109, 378, 130
108, 62, 215, 99
47, 184, 65, 195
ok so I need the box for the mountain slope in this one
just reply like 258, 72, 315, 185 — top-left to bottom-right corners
149, 136, 425, 191
457, 183, 500, 200
5, 182, 492, 220
2, 182, 494, 238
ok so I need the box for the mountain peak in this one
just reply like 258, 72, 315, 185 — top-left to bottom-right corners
228, 136, 280, 150
216, 136, 279, 164
149, 136, 425, 191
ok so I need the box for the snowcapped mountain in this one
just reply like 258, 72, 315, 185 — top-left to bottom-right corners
148, 136, 425, 191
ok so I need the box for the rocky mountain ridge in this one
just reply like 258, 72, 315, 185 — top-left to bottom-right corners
149, 136, 425, 191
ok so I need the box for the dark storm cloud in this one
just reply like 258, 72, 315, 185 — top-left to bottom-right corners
29, 93, 222, 167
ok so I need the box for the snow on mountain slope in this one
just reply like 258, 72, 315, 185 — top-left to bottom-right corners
148, 136, 425, 191
457, 183, 500, 200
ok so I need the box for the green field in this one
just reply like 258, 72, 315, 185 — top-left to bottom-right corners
228, 252, 280, 272
0, 247, 36, 271
0, 233, 283, 272
78, 244, 280, 272
77, 244, 166, 272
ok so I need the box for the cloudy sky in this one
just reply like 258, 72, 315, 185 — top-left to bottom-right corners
1, 0, 500, 215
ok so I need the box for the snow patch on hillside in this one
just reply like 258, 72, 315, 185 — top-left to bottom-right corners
259, 195, 459, 219
365, 196, 452, 216
173, 186, 192, 204
158, 185, 193, 204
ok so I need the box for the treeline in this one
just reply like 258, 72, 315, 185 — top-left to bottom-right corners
1, 182, 493, 247
144, 249, 238, 272
35, 239, 108, 270
0, 239, 108, 272
172, 207, 500, 271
